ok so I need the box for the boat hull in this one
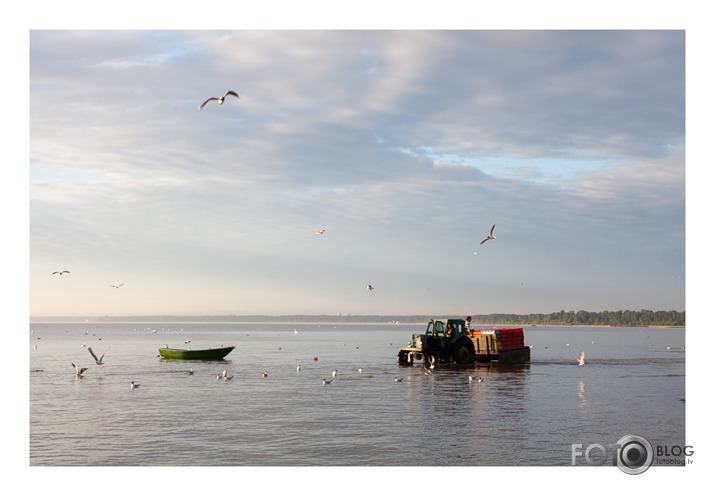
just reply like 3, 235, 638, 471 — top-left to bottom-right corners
158, 346, 235, 360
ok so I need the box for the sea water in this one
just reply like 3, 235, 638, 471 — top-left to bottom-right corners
29, 322, 685, 467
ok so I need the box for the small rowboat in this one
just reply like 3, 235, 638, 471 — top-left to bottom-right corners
158, 346, 235, 360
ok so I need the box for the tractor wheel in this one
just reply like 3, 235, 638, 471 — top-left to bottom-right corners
454, 339, 475, 364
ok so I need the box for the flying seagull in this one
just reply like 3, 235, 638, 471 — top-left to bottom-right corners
52, 271, 70, 276
111, 284, 123, 289
366, 285, 375, 291
576, 351, 585, 366
72, 363, 88, 377
88, 346, 111, 366
198, 90, 240, 110
480, 223, 496, 245
316, 229, 325, 235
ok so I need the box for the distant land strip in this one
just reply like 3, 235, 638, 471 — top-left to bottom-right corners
31, 309, 685, 327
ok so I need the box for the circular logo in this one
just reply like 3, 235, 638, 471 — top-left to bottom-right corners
615, 435, 653, 475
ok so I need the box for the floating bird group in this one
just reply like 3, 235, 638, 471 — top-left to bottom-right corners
198, 90, 240, 111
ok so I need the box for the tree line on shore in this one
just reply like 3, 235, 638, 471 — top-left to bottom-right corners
46, 309, 684, 326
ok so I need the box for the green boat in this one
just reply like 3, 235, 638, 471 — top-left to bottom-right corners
158, 345, 235, 360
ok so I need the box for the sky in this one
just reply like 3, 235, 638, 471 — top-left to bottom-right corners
26, 29, 688, 317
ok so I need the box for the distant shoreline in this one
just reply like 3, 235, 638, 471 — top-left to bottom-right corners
27, 312, 685, 328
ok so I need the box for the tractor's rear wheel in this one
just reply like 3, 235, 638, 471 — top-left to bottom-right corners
454, 339, 475, 364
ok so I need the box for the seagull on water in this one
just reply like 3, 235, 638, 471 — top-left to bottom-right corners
332, 369, 338, 378
262, 371, 268, 378
72, 363, 88, 377
366, 284, 375, 291
480, 223, 496, 245
187, 368, 194, 376
576, 351, 585, 366
322, 378, 333, 386
88, 346, 111, 366
394, 377, 404, 383
224, 374, 234, 381
358, 367, 363, 373
198, 90, 240, 111
297, 365, 301, 373
52, 271, 70, 276
130, 381, 140, 390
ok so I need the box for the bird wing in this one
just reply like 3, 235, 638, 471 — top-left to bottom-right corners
87, 347, 99, 362
223, 91, 240, 99
72, 362, 78, 371
489, 223, 496, 236
99, 346, 111, 360
479, 237, 490, 245
580, 351, 585, 361
198, 97, 218, 110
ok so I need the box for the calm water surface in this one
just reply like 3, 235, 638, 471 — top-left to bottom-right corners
29, 322, 685, 466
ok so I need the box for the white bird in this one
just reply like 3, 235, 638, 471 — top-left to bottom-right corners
88, 346, 110, 366
366, 285, 375, 291
224, 375, 234, 381
322, 378, 332, 386
198, 90, 240, 110
52, 270, 70, 276
111, 284, 123, 289
216, 373, 222, 380
130, 381, 140, 390
332, 369, 338, 378
576, 351, 585, 366
394, 377, 404, 383
222, 370, 228, 378
187, 368, 194, 375
480, 223, 496, 245
72, 363, 88, 377
358, 367, 363, 373
262, 371, 268, 378
297, 365, 301, 373
423, 368, 432, 376
316, 229, 325, 235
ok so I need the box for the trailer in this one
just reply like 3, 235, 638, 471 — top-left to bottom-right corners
397, 318, 530, 365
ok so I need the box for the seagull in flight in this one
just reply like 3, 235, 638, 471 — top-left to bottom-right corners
111, 284, 123, 289
198, 90, 240, 110
88, 346, 111, 366
72, 363, 88, 377
480, 223, 496, 245
576, 351, 585, 366
366, 285, 375, 291
316, 229, 325, 235
52, 271, 70, 276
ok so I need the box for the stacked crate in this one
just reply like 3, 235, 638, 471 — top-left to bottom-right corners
471, 328, 524, 351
